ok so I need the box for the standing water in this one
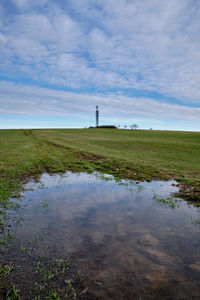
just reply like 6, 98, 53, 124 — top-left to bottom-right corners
1, 172, 200, 299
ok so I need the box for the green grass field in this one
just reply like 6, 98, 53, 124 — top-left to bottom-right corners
0, 129, 200, 207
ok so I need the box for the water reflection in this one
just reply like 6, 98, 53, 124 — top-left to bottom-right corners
2, 172, 200, 299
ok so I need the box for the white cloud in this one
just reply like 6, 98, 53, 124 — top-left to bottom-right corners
0, 81, 200, 123
11, 0, 49, 12
0, 0, 200, 115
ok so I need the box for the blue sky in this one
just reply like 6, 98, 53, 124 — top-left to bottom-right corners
0, 0, 200, 130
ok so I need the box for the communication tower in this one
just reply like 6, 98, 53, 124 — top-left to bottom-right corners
96, 106, 99, 127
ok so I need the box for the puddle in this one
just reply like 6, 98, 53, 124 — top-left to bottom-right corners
1, 172, 200, 299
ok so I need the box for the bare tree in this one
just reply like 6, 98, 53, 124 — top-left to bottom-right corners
131, 124, 139, 130
124, 125, 127, 129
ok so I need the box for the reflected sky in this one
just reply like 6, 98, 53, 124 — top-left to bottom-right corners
3, 172, 200, 299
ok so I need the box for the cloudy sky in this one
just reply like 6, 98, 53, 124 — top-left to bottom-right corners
0, 0, 200, 130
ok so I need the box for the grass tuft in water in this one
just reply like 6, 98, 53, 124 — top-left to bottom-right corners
153, 195, 180, 209
41, 200, 48, 208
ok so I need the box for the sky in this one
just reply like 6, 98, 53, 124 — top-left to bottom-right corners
0, 0, 200, 130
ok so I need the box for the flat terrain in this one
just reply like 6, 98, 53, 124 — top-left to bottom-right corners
0, 128, 200, 298
0, 129, 200, 206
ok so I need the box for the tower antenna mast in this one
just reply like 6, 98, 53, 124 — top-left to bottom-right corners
96, 106, 99, 127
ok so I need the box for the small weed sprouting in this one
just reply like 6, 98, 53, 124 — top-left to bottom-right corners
28, 233, 44, 249
20, 244, 26, 253
0, 211, 6, 230
41, 200, 48, 208
4, 284, 21, 300
0, 263, 14, 278
0, 263, 20, 280
77, 270, 81, 279
134, 185, 144, 193
153, 195, 179, 209
32, 257, 74, 298
191, 218, 200, 224
34, 295, 42, 300
12, 285, 21, 300
0, 232, 15, 251
49, 289, 60, 300
43, 272, 47, 282
15, 216, 24, 225
66, 281, 77, 299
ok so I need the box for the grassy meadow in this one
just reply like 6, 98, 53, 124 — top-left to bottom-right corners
0, 128, 200, 207
0, 128, 200, 297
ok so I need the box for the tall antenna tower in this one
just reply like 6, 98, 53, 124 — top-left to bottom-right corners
96, 105, 99, 127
